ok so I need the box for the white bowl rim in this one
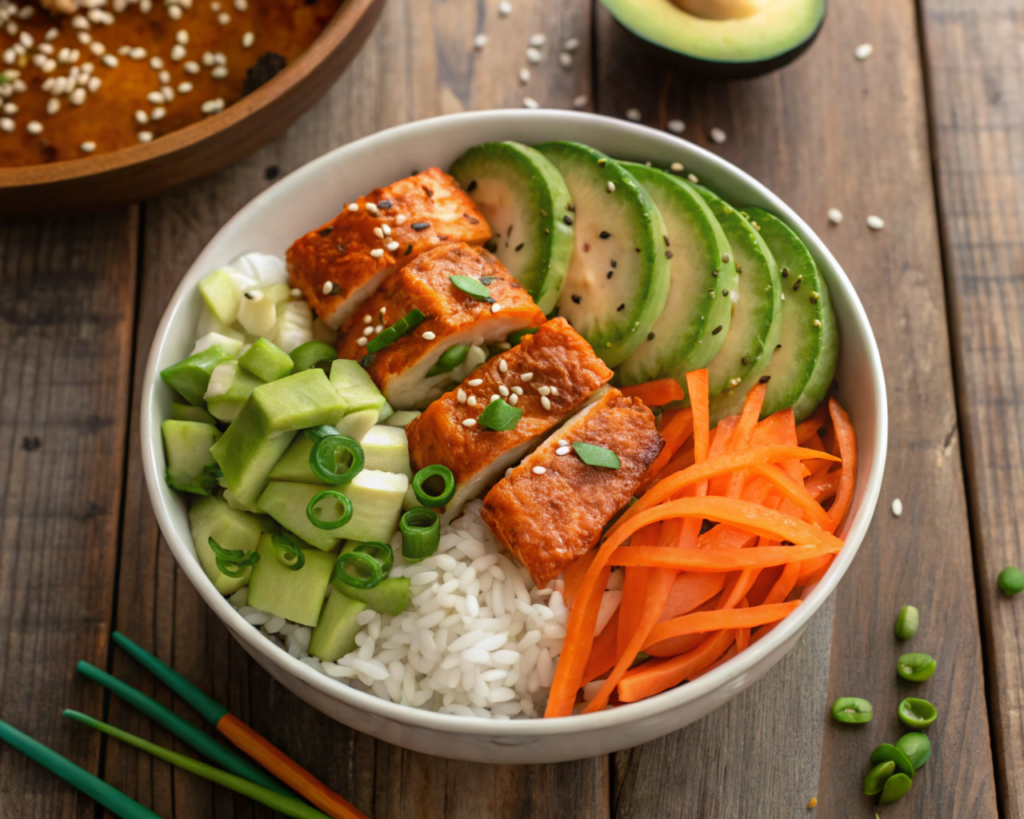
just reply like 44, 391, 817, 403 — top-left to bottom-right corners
142, 109, 888, 739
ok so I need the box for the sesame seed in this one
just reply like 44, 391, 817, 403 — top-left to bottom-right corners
855, 43, 874, 61
511, 386, 523, 395
385, 241, 400, 252
491, 302, 503, 313
151, 106, 166, 121
80, 141, 96, 153
178, 81, 194, 94
235, 0, 249, 11
212, 65, 229, 80
462, 418, 477, 428
348, 203, 359, 212
490, 394, 500, 403
759, 375, 771, 384
422, 331, 436, 340
218, 12, 231, 25
688, 173, 700, 184
457, 389, 467, 403
573, 94, 588, 109
498, 385, 510, 397
467, 396, 477, 407
523, 96, 539, 109
150, 56, 164, 70
828, 208, 844, 224
710, 127, 727, 144
395, 214, 407, 225
382, 224, 392, 236
0, 118, 15, 133
517, 67, 531, 84
508, 393, 519, 406
26, 120, 43, 135
146, 90, 163, 105
526, 47, 542, 64
667, 119, 685, 134
559, 52, 572, 68
242, 31, 255, 48
183, 61, 200, 74
532, 466, 546, 475
538, 385, 551, 396
129, 46, 147, 60
891, 498, 903, 517
356, 337, 367, 347
474, 33, 487, 49
498, 360, 508, 373
607, 181, 616, 193
670, 161, 684, 173
366, 202, 379, 215
374, 324, 383, 333
529, 33, 546, 46
290, 288, 302, 298
813, 318, 822, 327
468, 379, 484, 387
505, 468, 514, 478
137, 130, 154, 143
521, 372, 534, 382
867, 215, 885, 230
499, 0, 513, 16
625, 108, 641, 122
550, 386, 558, 396
361, 326, 374, 337
135, 110, 149, 124
323, 282, 336, 295
564, 37, 580, 51
370, 248, 384, 258
46, 97, 60, 116
556, 446, 570, 456
373, 226, 384, 239
171, 44, 186, 61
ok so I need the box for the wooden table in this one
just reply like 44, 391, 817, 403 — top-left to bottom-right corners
0, 0, 1019, 816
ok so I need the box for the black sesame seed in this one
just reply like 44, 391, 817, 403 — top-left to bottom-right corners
810, 296, 819, 304
244, 292, 256, 299
776, 344, 782, 350
793, 279, 802, 291
515, 243, 524, 252
436, 234, 448, 241
611, 260, 617, 268
464, 213, 480, 224
600, 231, 611, 239
712, 325, 723, 335
485, 239, 498, 252
467, 180, 477, 192
480, 276, 497, 285
607, 271, 614, 279
507, 225, 514, 236
759, 375, 771, 384
647, 332, 655, 341
617, 303, 625, 312
723, 289, 729, 296
666, 250, 674, 259
22, 436, 41, 451
567, 203, 576, 212
411, 221, 430, 231
597, 158, 607, 167
741, 356, 749, 365
564, 215, 574, 225
635, 247, 641, 254
722, 253, 730, 263
712, 270, 719, 278
664, 235, 671, 246
378, 200, 393, 209
736, 265, 743, 274
571, 294, 582, 304
405, 244, 413, 255
544, 228, 550, 235
781, 269, 789, 278
264, 165, 279, 180
318, 227, 333, 236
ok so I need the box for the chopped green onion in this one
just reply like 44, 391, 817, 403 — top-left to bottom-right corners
306, 489, 353, 530
208, 537, 260, 578
412, 464, 456, 508
426, 344, 469, 377
367, 309, 426, 355
353, 541, 393, 575
573, 441, 621, 469
309, 435, 364, 484
478, 397, 522, 431
270, 533, 306, 571
289, 340, 337, 373
508, 327, 540, 346
449, 275, 493, 302
305, 424, 341, 442
400, 508, 440, 562
331, 551, 384, 590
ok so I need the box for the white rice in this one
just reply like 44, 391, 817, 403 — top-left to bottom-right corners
229, 500, 588, 719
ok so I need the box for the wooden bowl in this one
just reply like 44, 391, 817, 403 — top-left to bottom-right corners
0, 0, 386, 215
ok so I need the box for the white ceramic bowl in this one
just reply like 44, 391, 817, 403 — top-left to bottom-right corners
142, 110, 887, 764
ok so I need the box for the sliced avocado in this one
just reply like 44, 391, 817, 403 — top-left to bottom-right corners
336, 576, 410, 616
360, 425, 411, 476
162, 420, 222, 495
601, 0, 826, 79
239, 337, 294, 382
616, 164, 736, 386
308, 590, 366, 662
741, 208, 839, 420
691, 187, 783, 421
268, 435, 322, 484
247, 369, 348, 436
383, 410, 420, 428
204, 362, 264, 424
450, 141, 574, 313
199, 268, 243, 326
534, 141, 671, 367
160, 344, 237, 406
188, 495, 265, 594
258, 481, 345, 552
334, 409, 379, 442
210, 400, 298, 509
246, 534, 336, 627
171, 403, 218, 425
329, 359, 387, 416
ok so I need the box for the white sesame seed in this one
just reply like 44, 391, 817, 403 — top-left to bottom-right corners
46, 97, 60, 116
356, 337, 367, 347
518, 67, 530, 84
2, 103, 17, 115
462, 418, 477, 428
235, 0, 249, 10
422, 331, 436, 340
490, 394, 500, 403
457, 389, 467, 403
541, 396, 552, 410
474, 33, 487, 49
202, 51, 215, 66
526, 47, 542, 64
386, 241, 400, 252
77, 30, 91, 45
532, 466, 546, 475
149, 106, 165, 121
366, 202, 379, 215
558, 52, 572, 68
102, 54, 118, 68
498, 385, 510, 397
363, 315, 373, 324
537, 385, 551, 396
184, 60, 200, 74
499, 360, 508, 373
508, 393, 519, 406
87, 76, 102, 93
521, 372, 533, 382
373, 226, 384, 239
511, 386, 523, 396
45, 27, 59, 42
167, 4, 181, 18
688, 173, 700, 184
550, 386, 558, 396
828, 208, 843, 224
665, 119, 686, 135
855, 43, 873, 61
150, 56, 164, 70
218, 12, 231, 25
499, 0, 513, 16
70, 87, 86, 105
374, 324, 383, 333
177, 81, 193, 94
625, 108, 641, 122
467, 396, 478, 407
710, 127, 727, 144
867, 215, 885, 230
176, 30, 190, 46
135, 109, 149, 124
382, 224, 392, 236
528, 33, 546, 47
361, 326, 373, 336
129, 46, 147, 60
491, 302, 503, 312
81, 141, 96, 154
891, 498, 903, 517
370, 248, 384, 258
558, 439, 569, 447
242, 31, 254, 48
468, 379, 483, 387
573, 94, 588, 109
348, 203, 359, 212
607, 181, 616, 193
505, 467, 514, 478
137, 130, 153, 143
523, 97, 539, 109
556, 446, 570, 456
564, 37, 580, 51
290, 288, 302, 298
171, 44, 186, 61
395, 214, 406, 225
146, 90, 163, 105
212, 65, 228, 80
0, 118, 15, 133
813, 318, 821, 327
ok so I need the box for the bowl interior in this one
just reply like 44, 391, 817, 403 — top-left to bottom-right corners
142, 110, 887, 739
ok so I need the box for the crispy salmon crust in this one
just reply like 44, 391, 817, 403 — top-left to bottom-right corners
287, 168, 491, 328
405, 319, 614, 519
336, 243, 545, 408
482, 389, 664, 588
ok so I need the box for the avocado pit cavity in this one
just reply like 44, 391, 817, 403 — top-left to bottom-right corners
672, 0, 771, 20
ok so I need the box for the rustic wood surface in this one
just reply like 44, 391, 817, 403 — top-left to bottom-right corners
0, 0, 1019, 816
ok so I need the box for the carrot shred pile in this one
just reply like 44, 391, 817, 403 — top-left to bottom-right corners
544, 374, 857, 718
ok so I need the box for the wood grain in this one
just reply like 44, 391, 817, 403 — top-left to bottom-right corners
919, 1, 1024, 815
595, 0, 998, 815
0, 209, 138, 818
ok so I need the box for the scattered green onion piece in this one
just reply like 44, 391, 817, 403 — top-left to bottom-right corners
895, 732, 932, 770
400, 507, 441, 562
366, 309, 426, 354
354, 541, 393, 576
863, 761, 895, 796
449, 275, 493, 301
331, 551, 384, 590
412, 464, 456, 508
306, 489, 353, 530
270, 533, 305, 571
309, 435, 364, 484
897, 652, 936, 682
894, 605, 920, 640
477, 397, 522, 432
289, 340, 337, 373
508, 327, 540, 346
207, 537, 260, 578
304, 424, 341, 442
573, 441, 621, 470
998, 566, 1024, 596
830, 697, 873, 724
426, 344, 470, 377
898, 697, 938, 729
879, 773, 913, 805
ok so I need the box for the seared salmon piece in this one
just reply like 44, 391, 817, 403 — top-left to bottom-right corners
406, 318, 614, 522
336, 243, 545, 410
481, 389, 663, 588
287, 168, 492, 328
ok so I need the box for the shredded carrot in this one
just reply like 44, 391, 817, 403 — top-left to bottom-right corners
618, 629, 736, 703
826, 398, 857, 533
642, 601, 800, 648
745, 565, 783, 606
659, 573, 728, 621
653, 444, 695, 483
617, 524, 660, 654
562, 549, 597, 608
582, 608, 620, 685
805, 470, 840, 503
795, 554, 833, 586
749, 462, 833, 530
641, 408, 693, 489
611, 543, 839, 571
621, 378, 687, 406
763, 560, 800, 604
795, 402, 830, 444
687, 370, 710, 463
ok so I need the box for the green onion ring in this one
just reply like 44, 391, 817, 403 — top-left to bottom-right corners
332, 551, 384, 590
208, 537, 260, 578
306, 490, 353, 530
400, 507, 440, 562
270, 533, 305, 571
305, 424, 341, 442
309, 435, 364, 484
412, 464, 456, 508
353, 541, 393, 576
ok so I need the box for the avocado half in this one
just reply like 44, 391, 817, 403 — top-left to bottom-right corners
600, 0, 827, 79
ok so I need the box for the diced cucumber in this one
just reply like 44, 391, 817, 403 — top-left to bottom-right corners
246, 534, 336, 627
239, 338, 294, 382
329, 359, 387, 416
451, 141, 574, 313
383, 410, 420, 428
210, 401, 298, 509
308, 591, 366, 662
237, 290, 277, 339
360, 425, 411, 476
223, 486, 260, 513
376, 401, 395, 424
258, 481, 345, 551
171, 403, 218, 425
617, 165, 736, 386
334, 409, 378, 442
199, 268, 243, 326
195, 308, 244, 344
337, 470, 408, 543
534, 141, 670, 367
275, 300, 314, 353
247, 369, 348, 436
290, 341, 337, 373
189, 495, 265, 594
204, 362, 264, 424
262, 282, 291, 304
162, 420, 222, 495
336, 576, 410, 616
268, 435, 322, 484
193, 332, 244, 357
160, 344, 237, 406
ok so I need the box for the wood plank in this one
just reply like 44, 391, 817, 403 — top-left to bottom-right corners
919, 1, 1024, 815
0, 208, 139, 819
594, 0, 998, 815
107, 1, 603, 817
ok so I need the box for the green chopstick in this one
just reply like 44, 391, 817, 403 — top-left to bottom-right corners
0, 717, 162, 819
64, 711, 331, 819
76, 660, 291, 797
